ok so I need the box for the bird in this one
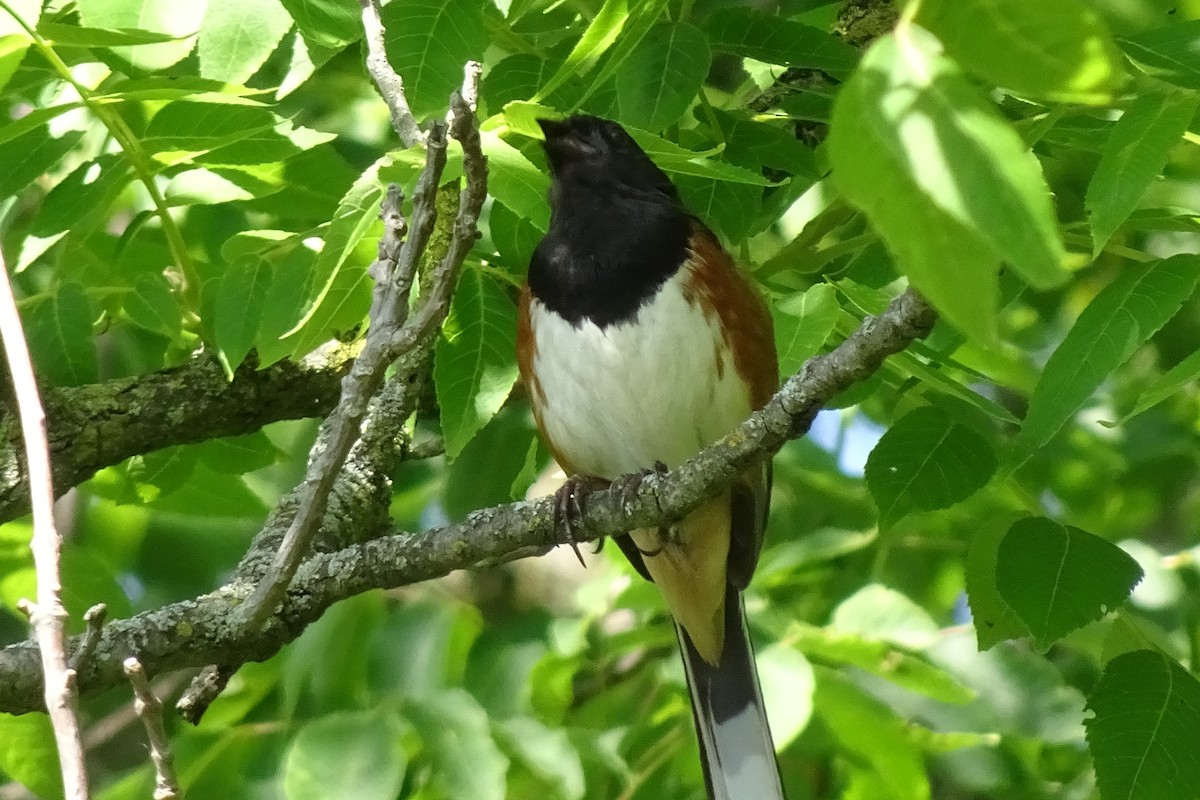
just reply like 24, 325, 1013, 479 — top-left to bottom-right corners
516, 114, 784, 800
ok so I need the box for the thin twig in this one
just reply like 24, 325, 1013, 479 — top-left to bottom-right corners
359, 0, 422, 147
0, 250, 89, 796
69, 604, 106, 673
122, 658, 180, 800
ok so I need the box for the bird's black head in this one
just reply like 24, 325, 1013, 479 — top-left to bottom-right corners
537, 115, 679, 203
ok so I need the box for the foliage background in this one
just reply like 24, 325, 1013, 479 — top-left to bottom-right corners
1, 0, 1200, 798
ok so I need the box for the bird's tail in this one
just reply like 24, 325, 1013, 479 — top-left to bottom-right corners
678, 585, 785, 800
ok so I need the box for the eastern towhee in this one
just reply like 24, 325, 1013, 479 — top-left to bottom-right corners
517, 115, 784, 800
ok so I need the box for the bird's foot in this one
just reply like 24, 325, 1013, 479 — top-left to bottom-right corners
612, 460, 669, 508
553, 474, 609, 567
612, 461, 669, 558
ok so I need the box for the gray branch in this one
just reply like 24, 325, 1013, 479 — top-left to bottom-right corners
0, 347, 355, 524
0, 288, 936, 716
236, 64, 486, 632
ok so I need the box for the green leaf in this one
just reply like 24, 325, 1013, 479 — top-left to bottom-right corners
24, 281, 97, 387
615, 23, 709, 132
1120, 20, 1200, 90
283, 710, 405, 800
864, 406, 997, 526
675, 175, 762, 241
494, 716, 586, 800
756, 644, 815, 749
30, 154, 131, 240
626, 128, 776, 186
965, 513, 1032, 649
916, 0, 1126, 105
148, 462, 268, 517
123, 272, 182, 339
254, 244, 316, 366
995, 517, 1142, 650
77, 0, 203, 71
278, 0, 361, 49
1107, 347, 1200, 426
483, 132, 550, 232
142, 102, 295, 166
214, 255, 272, 372
0, 713, 63, 800
278, 158, 388, 359
828, 28, 1068, 342
771, 283, 840, 378
489, 200, 541, 275
815, 669, 931, 800
830, 583, 942, 650
382, 0, 488, 119
579, 0, 671, 104
195, 430, 279, 474
1087, 88, 1200, 255
435, 268, 520, 459
0, 124, 80, 200
1086, 650, 1200, 800
407, 689, 510, 800
534, 0, 629, 103
37, 21, 184, 46
199, 0, 293, 84
702, 7, 859, 78
790, 623, 973, 704
1014, 255, 1200, 456
0, 0, 40, 95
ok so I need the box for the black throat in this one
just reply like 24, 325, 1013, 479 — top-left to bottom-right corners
528, 175, 692, 328
527, 115, 694, 328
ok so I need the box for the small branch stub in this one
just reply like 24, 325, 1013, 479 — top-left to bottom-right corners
123, 658, 180, 800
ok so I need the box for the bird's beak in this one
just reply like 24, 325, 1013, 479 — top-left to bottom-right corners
536, 117, 570, 141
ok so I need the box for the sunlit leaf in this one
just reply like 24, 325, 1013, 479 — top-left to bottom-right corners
199, 0, 293, 84
829, 27, 1067, 341
77, 0, 203, 71
771, 283, 840, 378
917, 0, 1126, 104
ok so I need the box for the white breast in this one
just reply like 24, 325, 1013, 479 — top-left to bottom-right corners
530, 268, 752, 480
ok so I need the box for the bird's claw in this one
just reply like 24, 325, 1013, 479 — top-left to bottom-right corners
553, 475, 608, 566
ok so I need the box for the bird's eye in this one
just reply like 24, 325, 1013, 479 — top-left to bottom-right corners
601, 123, 624, 143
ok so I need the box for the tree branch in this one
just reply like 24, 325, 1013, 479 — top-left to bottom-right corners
0, 288, 936, 716
236, 63, 485, 632
0, 346, 355, 524
0, 246, 89, 796
122, 658, 179, 800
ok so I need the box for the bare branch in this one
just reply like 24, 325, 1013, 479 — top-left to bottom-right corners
0, 288, 936, 716
236, 62, 486, 635
359, 0, 422, 147
0, 249, 89, 796
236, 126, 451, 632
122, 659, 180, 800
0, 346, 353, 525
69, 604, 106, 674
